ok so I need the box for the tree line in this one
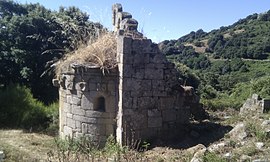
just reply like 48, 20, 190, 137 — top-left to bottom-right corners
0, 0, 102, 104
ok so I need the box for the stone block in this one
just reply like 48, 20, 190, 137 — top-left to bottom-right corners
75, 82, 88, 91
148, 109, 161, 117
63, 102, 71, 113
162, 109, 177, 122
106, 124, 115, 135
141, 80, 152, 91
72, 105, 85, 116
71, 96, 81, 105
73, 115, 98, 124
123, 65, 134, 77
144, 68, 163, 80
66, 117, 76, 128
81, 123, 106, 135
75, 121, 81, 129
159, 97, 175, 110
67, 113, 73, 119
63, 126, 73, 136
123, 54, 133, 64
152, 80, 165, 91
96, 83, 107, 92
85, 110, 104, 118
149, 53, 167, 64
66, 95, 72, 104
98, 118, 113, 125
142, 91, 152, 97
81, 95, 94, 110
153, 91, 167, 97
88, 82, 97, 91
148, 117, 162, 128
132, 69, 145, 79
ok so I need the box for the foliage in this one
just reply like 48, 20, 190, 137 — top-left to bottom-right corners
246, 121, 268, 142
203, 152, 226, 162
0, 84, 58, 131
49, 135, 146, 162
174, 62, 200, 89
202, 76, 270, 111
0, 0, 102, 103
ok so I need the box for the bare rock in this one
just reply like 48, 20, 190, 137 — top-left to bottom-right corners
0, 151, 4, 162
228, 123, 247, 141
240, 155, 251, 162
208, 142, 226, 152
255, 142, 264, 150
187, 144, 206, 162
223, 152, 232, 159
186, 144, 206, 156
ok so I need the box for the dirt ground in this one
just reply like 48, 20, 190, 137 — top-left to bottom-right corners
0, 130, 54, 162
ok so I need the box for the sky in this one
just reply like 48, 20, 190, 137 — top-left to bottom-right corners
16, 0, 270, 43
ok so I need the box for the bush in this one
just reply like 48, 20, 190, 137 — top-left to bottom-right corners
203, 152, 226, 162
0, 84, 58, 132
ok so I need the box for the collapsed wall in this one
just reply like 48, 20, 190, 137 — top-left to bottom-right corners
54, 3, 201, 146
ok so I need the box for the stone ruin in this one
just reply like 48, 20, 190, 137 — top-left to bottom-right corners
53, 3, 203, 146
240, 94, 270, 115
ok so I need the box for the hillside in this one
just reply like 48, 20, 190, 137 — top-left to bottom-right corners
159, 10, 270, 60
159, 10, 270, 110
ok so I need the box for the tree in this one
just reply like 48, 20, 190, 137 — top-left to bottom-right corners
0, 1, 102, 103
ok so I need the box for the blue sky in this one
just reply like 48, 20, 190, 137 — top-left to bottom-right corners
17, 0, 270, 43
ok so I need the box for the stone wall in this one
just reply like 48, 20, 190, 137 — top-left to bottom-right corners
116, 33, 190, 145
57, 65, 118, 145
240, 94, 270, 115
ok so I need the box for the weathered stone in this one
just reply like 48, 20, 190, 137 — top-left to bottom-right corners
255, 142, 264, 150
228, 123, 247, 141
72, 106, 85, 116
208, 142, 226, 152
162, 109, 177, 122
148, 109, 161, 117
187, 144, 206, 162
73, 115, 98, 124
75, 82, 88, 91
71, 96, 81, 105
0, 151, 4, 161
148, 117, 162, 128
144, 68, 163, 80
63, 126, 73, 136
66, 117, 76, 128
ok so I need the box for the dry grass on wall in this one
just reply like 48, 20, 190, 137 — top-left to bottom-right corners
55, 32, 117, 76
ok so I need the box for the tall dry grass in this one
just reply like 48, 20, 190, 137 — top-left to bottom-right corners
55, 32, 117, 76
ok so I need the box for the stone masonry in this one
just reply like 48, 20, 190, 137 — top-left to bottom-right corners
54, 3, 200, 146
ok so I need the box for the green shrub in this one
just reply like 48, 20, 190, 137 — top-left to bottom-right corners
0, 84, 58, 131
203, 152, 226, 162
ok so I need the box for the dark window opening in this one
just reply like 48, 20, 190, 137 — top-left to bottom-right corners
94, 96, 105, 112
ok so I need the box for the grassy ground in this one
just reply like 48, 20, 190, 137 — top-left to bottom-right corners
0, 130, 54, 162
1, 109, 270, 161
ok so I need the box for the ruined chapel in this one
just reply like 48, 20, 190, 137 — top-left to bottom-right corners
53, 4, 201, 146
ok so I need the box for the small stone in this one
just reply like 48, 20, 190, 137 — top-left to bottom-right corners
186, 144, 206, 156
261, 120, 270, 127
208, 142, 226, 152
0, 150, 5, 161
223, 152, 232, 159
240, 155, 251, 161
252, 159, 269, 162
255, 142, 264, 150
